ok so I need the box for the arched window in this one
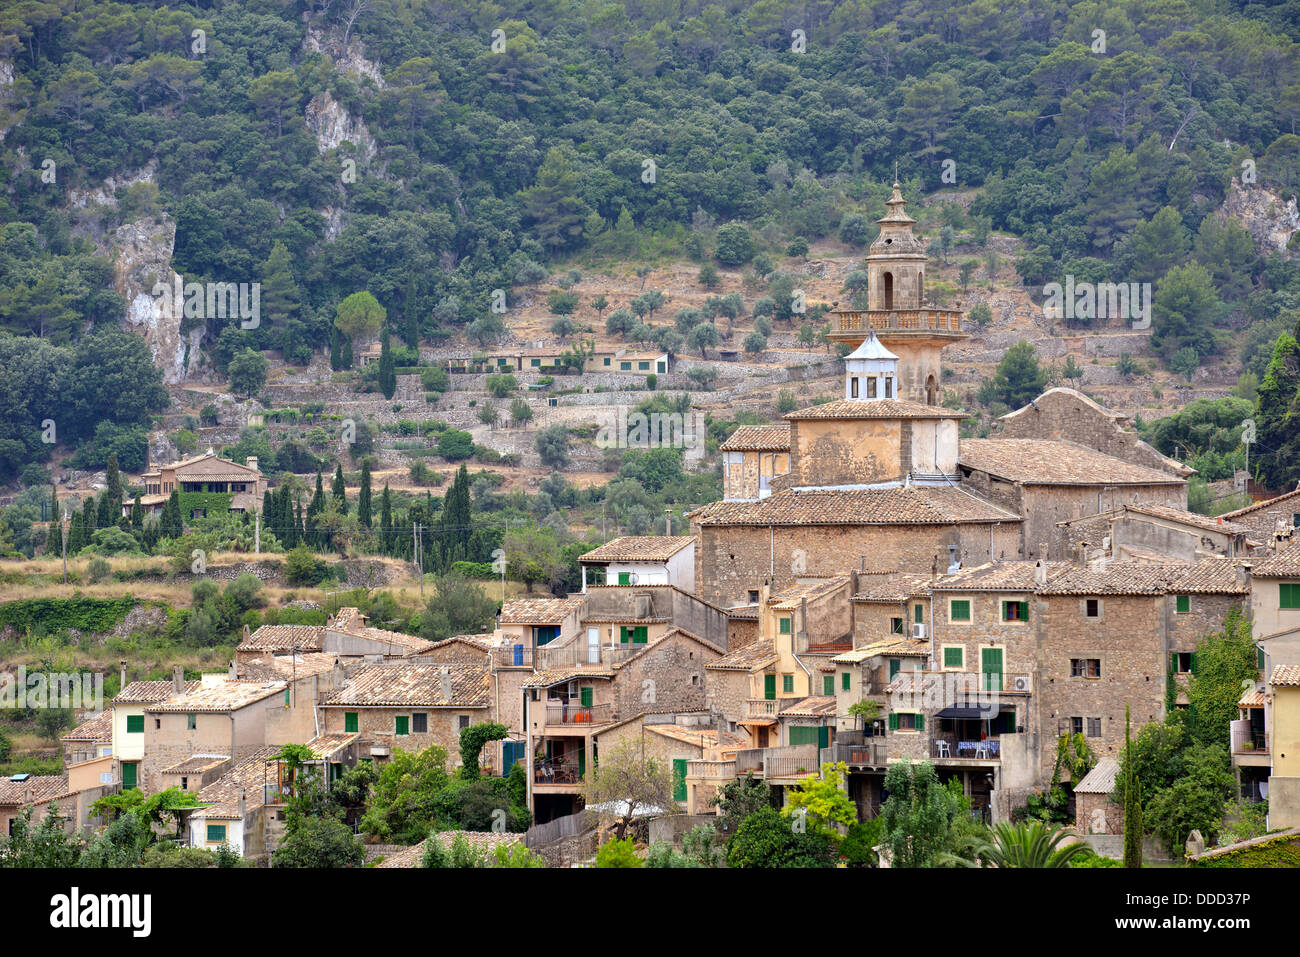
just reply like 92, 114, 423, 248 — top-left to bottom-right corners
926, 374, 938, 406
883, 272, 894, 310
918, 270, 924, 304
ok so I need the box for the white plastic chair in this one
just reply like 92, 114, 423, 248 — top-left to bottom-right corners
936, 740, 951, 758
975, 744, 991, 759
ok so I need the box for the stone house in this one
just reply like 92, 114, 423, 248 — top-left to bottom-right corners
1074, 756, 1122, 836
111, 671, 201, 792
495, 596, 588, 667
132, 450, 268, 517
1220, 485, 1300, 545
61, 711, 113, 767
318, 662, 492, 768
720, 425, 790, 501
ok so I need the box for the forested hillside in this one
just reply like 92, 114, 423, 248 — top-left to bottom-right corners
2, 0, 1300, 486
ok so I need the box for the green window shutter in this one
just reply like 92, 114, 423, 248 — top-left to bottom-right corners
580, 686, 593, 708
620, 626, 629, 643
888, 658, 900, 680
1169, 653, 1177, 675
951, 600, 970, 621
672, 759, 687, 801
284, 688, 291, 706
1176, 595, 1190, 613
617, 572, 631, 585
1019, 601, 1029, 621
916, 713, 924, 731
764, 674, 776, 700
823, 675, 834, 695
1282, 584, 1300, 610
187, 714, 196, 730
634, 626, 648, 643
779, 616, 791, 634
344, 712, 358, 733
782, 674, 794, 693
207, 824, 226, 843
914, 604, 923, 623
888, 713, 898, 731
395, 715, 409, 736
126, 715, 144, 734
1258, 646, 1266, 670
944, 647, 963, 668
842, 672, 851, 691
890, 618, 903, 634
1189, 652, 1198, 674
122, 762, 137, 789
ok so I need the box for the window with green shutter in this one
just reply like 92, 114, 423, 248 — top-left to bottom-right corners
914, 604, 924, 623
1258, 646, 1266, 670
782, 674, 794, 693
122, 762, 138, 789
206, 824, 226, 843
890, 618, 903, 634
284, 688, 291, 706
580, 686, 593, 708
842, 672, 851, 691
621, 361, 631, 371
187, 714, 196, 730
395, 715, 409, 736
1001, 600, 1028, 622
618, 572, 631, 585
126, 715, 144, 734
1175, 594, 1191, 614
823, 675, 834, 695
344, 712, 358, 733
633, 626, 648, 643
764, 674, 776, 700
1282, 583, 1300, 610
887, 713, 898, 731
888, 658, 900, 680
943, 646, 964, 668
980, 647, 1004, 691
638, 361, 649, 371
778, 616, 792, 634
950, 599, 971, 621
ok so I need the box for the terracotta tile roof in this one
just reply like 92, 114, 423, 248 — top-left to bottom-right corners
726, 604, 760, 620
959, 439, 1186, 486
322, 663, 491, 708
1272, 664, 1300, 687
238, 624, 325, 653
720, 425, 791, 452
1238, 687, 1267, 708
935, 561, 1068, 592
1167, 560, 1250, 595
303, 731, 361, 759
115, 679, 200, 703
147, 680, 287, 713
769, 577, 848, 609
611, 627, 725, 668
831, 639, 930, 663
694, 486, 1020, 527
645, 725, 747, 749
195, 747, 280, 819
520, 667, 615, 689
498, 596, 586, 625
0, 774, 72, 806
235, 652, 339, 681
705, 638, 777, 672
778, 695, 836, 717
580, 536, 695, 563
1037, 563, 1180, 596
785, 399, 966, 420
851, 572, 932, 602
161, 754, 230, 775
329, 609, 436, 653
62, 711, 112, 743
1123, 503, 1248, 534
1220, 485, 1300, 519
1251, 542, 1300, 578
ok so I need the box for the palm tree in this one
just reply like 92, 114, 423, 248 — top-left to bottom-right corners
941, 820, 1094, 868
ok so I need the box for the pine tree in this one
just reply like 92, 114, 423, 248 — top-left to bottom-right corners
261, 241, 301, 343
332, 463, 348, 514
378, 331, 397, 400
358, 460, 373, 528
1122, 704, 1143, 869
379, 483, 392, 554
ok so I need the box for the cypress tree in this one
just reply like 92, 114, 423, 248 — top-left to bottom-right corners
96, 488, 113, 531
332, 463, 348, 514
1122, 704, 1144, 869
403, 285, 420, 350
341, 339, 354, 369
378, 331, 397, 400
131, 493, 143, 531
105, 452, 123, 512
294, 498, 304, 548
306, 471, 326, 547
162, 489, 183, 540
329, 327, 342, 371
439, 464, 472, 568
379, 483, 392, 553
44, 486, 60, 554
358, 460, 373, 528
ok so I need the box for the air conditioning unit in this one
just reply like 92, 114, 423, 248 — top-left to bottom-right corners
910, 623, 926, 640
1011, 675, 1032, 692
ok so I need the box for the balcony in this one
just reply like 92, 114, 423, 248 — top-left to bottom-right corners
532, 760, 583, 787
820, 741, 886, 767
735, 744, 820, 780
685, 758, 737, 782
491, 644, 535, 668
745, 698, 781, 719
831, 308, 964, 337
933, 734, 1002, 762
544, 701, 613, 727
533, 640, 645, 670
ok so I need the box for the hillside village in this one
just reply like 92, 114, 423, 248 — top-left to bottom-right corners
5, 189, 1300, 870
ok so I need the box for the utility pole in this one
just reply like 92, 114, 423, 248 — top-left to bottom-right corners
417, 523, 424, 599
665, 508, 671, 536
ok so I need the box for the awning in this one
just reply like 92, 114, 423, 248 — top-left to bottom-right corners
936, 706, 999, 719
737, 717, 777, 727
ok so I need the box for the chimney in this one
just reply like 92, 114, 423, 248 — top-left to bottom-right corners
440, 667, 452, 701
242, 624, 251, 641
172, 664, 184, 693
930, 555, 939, 581
850, 569, 860, 595
228, 660, 236, 679
1236, 563, 1251, 588
1034, 559, 1047, 587
1073, 545, 1087, 568
946, 544, 961, 575
237, 788, 246, 819
246, 455, 259, 473
120, 660, 127, 689
332, 656, 345, 688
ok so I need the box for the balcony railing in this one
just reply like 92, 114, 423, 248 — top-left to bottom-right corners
492, 644, 534, 668
1231, 731, 1268, 754
820, 741, 886, 767
533, 762, 583, 786
933, 734, 1002, 760
745, 698, 780, 719
833, 309, 963, 335
533, 641, 645, 670
735, 744, 819, 778
685, 758, 737, 780
544, 701, 613, 726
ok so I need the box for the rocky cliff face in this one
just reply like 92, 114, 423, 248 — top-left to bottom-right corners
113, 217, 204, 384
1219, 179, 1300, 255
302, 25, 386, 88
305, 90, 376, 160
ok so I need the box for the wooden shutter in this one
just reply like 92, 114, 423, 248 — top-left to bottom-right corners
944, 647, 963, 668
618, 572, 631, 585
842, 672, 851, 691
915, 713, 924, 731
620, 626, 629, 643
1189, 652, 1198, 673
1176, 595, 1190, 613
1018, 601, 1029, 621
823, 675, 834, 695
395, 715, 409, 735
127, 715, 144, 733
122, 762, 138, 789
1170, 652, 1178, 674
764, 674, 776, 700
888, 713, 899, 731
580, 686, 593, 708
345, 712, 358, 733
889, 658, 900, 680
